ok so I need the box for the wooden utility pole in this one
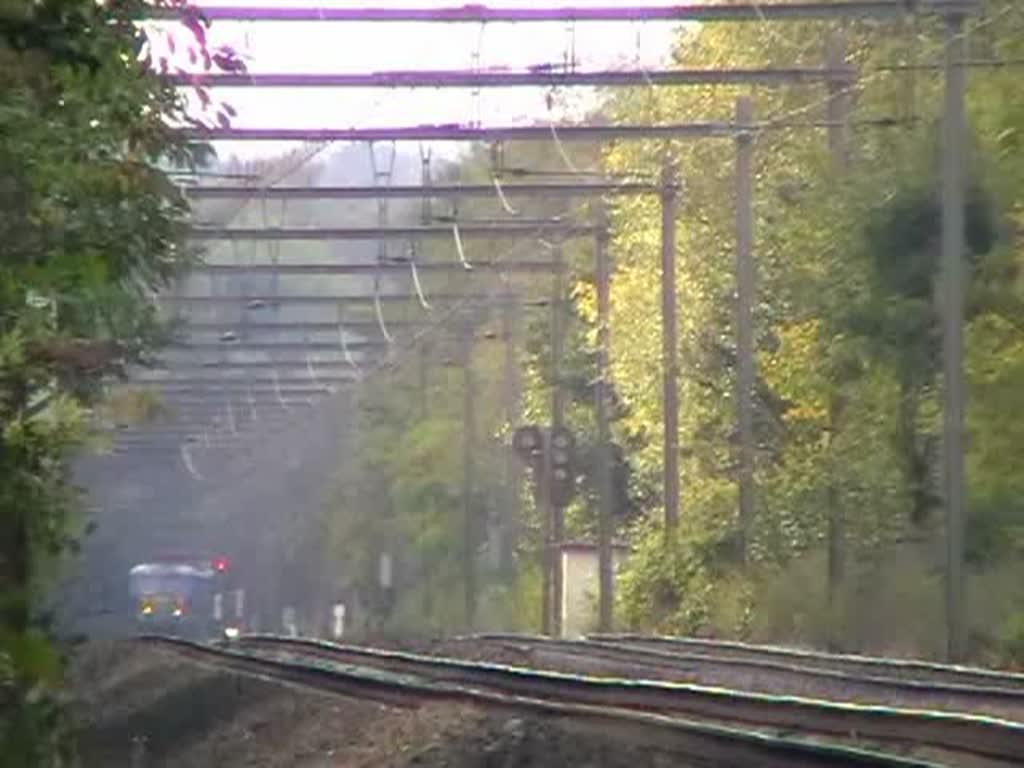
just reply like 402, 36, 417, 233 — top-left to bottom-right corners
660, 160, 680, 531
735, 96, 756, 563
550, 241, 567, 636
941, 13, 967, 663
595, 210, 614, 631
825, 32, 851, 631
461, 324, 477, 630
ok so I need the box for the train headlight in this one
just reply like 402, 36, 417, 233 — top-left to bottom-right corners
141, 603, 154, 615
223, 626, 240, 639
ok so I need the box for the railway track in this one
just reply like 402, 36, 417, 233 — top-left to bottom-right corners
143, 634, 942, 768
591, 634, 1024, 691
457, 634, 1024, 721
227, 634, 1023, 767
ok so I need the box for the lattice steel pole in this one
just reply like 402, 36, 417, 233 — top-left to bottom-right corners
941, 12, 968, 664
595, 210, 614, 631
735, 97, 756, 563
660, 161, 680, 530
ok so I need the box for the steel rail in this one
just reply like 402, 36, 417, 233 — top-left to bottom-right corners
172, 67, 855, 89
154, 2, 977, 23
232, 635, 1022, 763
143, 636, 936, 768
188, 223, 597, 239
184, 182, 663, 199
466, 635, 1024, 721
188, 260, 563, 275
591, 635, 1024, 692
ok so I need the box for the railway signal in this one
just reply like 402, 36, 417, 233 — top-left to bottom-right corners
549, 427, 577, 508
511, 424, 578, 508
512, 425, 544, 468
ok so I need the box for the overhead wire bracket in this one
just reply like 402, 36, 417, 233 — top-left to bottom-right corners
491, 174, 518, 215
181, 444, 204, 481
337, 304, 364, 379
271, 367, 291, 411
373, 286, 394, 342
453, 222, 473, 270
408, 242, 432, 310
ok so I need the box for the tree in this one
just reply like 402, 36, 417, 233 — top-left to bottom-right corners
0, 1, 240, 761
595, 3, 1024, 657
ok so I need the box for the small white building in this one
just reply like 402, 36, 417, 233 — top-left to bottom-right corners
559, 541, 630, 638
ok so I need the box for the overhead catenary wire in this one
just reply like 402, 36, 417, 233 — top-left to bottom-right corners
146, 0, 991, 466
754, 1, 1017, 133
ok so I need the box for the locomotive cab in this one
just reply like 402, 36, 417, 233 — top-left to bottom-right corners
129, 562, 215, 639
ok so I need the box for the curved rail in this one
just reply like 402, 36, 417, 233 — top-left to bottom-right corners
232, 634, 1024, 765
142, 635, 936, 768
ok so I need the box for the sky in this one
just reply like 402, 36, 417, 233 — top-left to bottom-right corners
152, 1, 687, 159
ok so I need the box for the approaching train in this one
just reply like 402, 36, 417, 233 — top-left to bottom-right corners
129, 554, 244, 640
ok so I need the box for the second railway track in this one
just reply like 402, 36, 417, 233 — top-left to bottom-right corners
225, 634, 1024, 767
456, 634, 1024, 721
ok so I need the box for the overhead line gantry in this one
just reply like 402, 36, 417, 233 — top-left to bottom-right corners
157, 2, 975, 22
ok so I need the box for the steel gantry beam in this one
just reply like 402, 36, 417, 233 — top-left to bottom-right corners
178, 320, 421, 332
123, 380, 356, 392
186, 123, 738, 143
173, 67, 854, 89
161, 294, 550, 307
122, 376, 357, 386
167, 339, 389, 352
147, 360, 375, 370
183, 119, 901, 143
185, 183, 667, 200
188, 223, 598, 239
188, 260, 563, 275
157, 2, 976, 23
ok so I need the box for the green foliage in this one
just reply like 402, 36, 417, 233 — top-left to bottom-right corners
998, 611, 1024, 670
596, 2, 1024, 661
617, 520, 719, 635
0, 1, 221, 762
